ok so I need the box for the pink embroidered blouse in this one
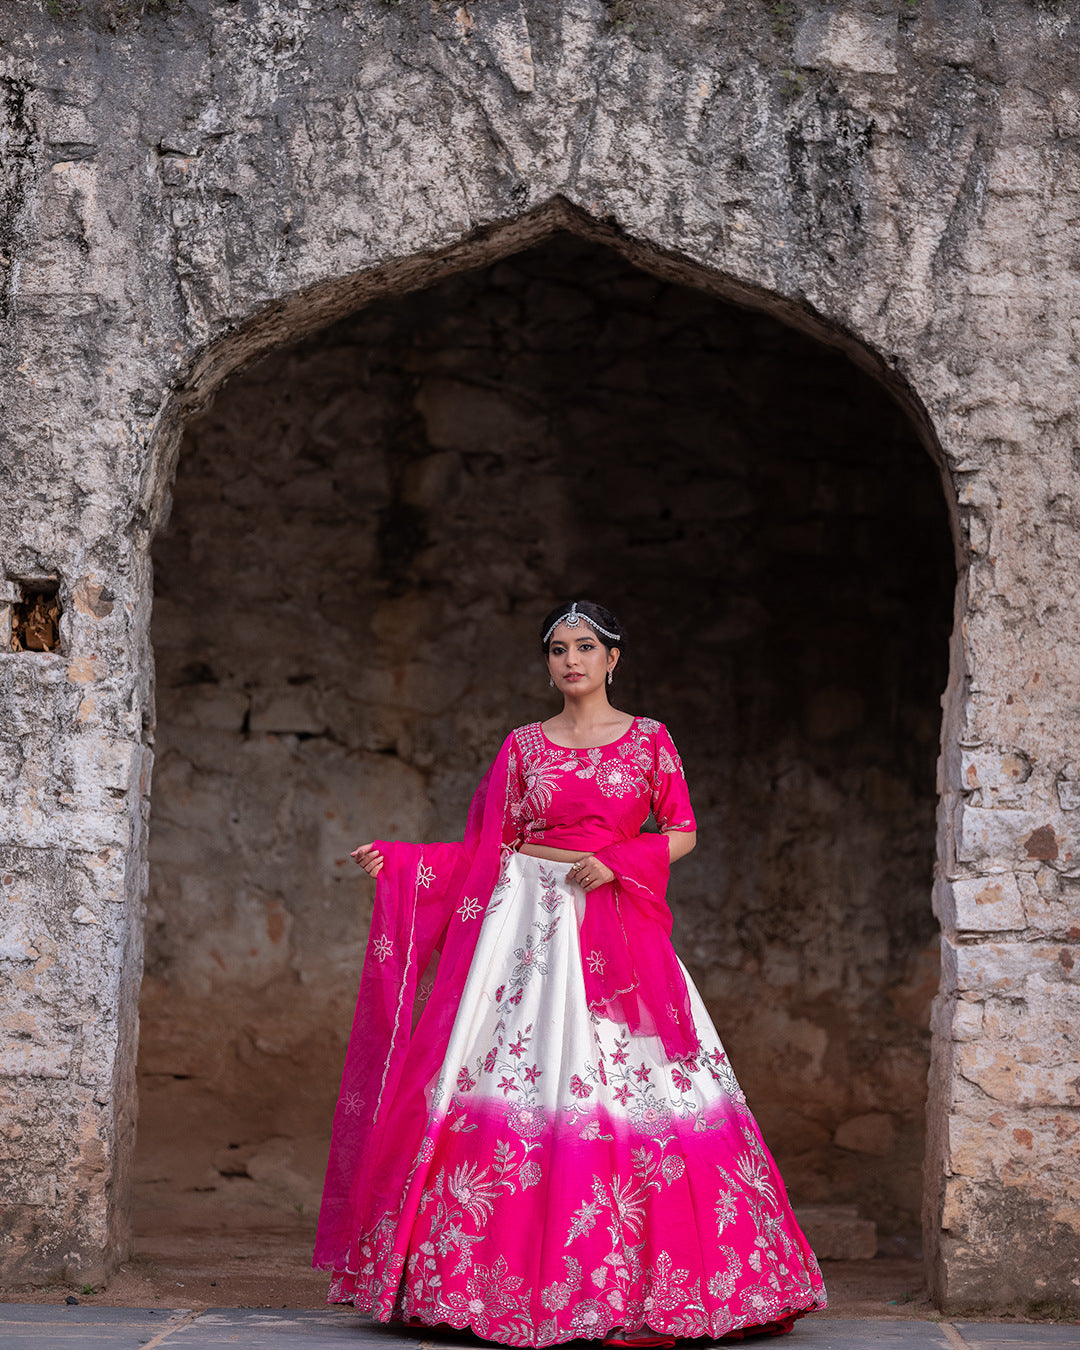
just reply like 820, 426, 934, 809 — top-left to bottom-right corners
509, 716, 696, 853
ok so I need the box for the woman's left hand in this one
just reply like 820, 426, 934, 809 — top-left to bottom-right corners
569, 855, 615, 891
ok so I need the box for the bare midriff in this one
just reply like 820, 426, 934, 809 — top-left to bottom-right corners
517, 842, 592, 863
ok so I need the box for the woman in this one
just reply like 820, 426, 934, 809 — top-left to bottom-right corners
314, 601, 826, 1344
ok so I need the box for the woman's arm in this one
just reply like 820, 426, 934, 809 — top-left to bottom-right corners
560, 827, 697, 891
665, 828, 696, 863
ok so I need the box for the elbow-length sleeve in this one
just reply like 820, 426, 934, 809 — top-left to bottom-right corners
651, 724, 696, 833
502, 733, 527, 849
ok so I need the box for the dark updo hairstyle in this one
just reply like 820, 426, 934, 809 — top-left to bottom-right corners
540, 600, 625, 664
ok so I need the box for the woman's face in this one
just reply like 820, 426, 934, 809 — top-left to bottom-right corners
546, 622, 619, 696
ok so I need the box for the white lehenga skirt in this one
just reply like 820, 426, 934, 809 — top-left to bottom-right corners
329, 853, 826, 1345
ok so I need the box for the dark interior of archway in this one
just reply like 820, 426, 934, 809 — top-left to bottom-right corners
140, 234, 954, 1290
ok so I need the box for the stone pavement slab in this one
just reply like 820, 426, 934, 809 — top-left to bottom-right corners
1, 1308, 1078, 1349
788, 1322, 952, 1346
159, 1307, 380, 1347
0, 1303, 193, 1345
953, 1326, 1080, 1349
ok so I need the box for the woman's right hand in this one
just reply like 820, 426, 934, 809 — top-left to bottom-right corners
351, 842, 384, 878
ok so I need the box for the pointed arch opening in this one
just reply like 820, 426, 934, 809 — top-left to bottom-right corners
135, 222, 958, 1301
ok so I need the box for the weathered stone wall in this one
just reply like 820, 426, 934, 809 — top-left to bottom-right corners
139, 235, 953, 1243
1, 0, 1078, 1311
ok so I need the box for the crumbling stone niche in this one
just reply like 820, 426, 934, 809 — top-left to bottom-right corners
138, 234, 955, 1256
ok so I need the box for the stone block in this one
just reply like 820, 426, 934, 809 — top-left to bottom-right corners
163, 685, 249, 732
415, 379, 547, 456
401, 452, 464, 510
0, 918, 41, 964
955, 805, 1043, 866
988, 145, 1047, 198
959, 745, 1032, 798
69, 734, 141, 799
834, 1112, 897, 1156
353, 662, 471, 716
944, 938, 1080, 997
956, 1011, 1080, 1108
1015, 870, 1079, 940
948, 1106, 1080, 1191
794, 10, 898, 74
951, 998, 985, 1043
948, 874, 1025, 933
1058, 778, 1080, 812
248, 687, 326, 735
0, 1039, 71, 1080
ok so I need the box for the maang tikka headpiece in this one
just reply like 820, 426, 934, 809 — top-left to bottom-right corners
543, 602, 621, 645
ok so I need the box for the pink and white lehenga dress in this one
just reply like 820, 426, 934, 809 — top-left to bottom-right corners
314, 718, 826, 1345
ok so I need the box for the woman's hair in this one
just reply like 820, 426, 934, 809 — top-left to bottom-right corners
540, 599, 625, 656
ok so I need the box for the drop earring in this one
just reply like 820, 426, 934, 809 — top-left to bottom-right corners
549, 676, 555, 688
607, 671, 613, 685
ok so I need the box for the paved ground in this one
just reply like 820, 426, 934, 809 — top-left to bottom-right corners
2, 1307, 1079, 1350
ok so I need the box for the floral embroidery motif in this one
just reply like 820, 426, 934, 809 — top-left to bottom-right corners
521, 760, 569, 816
417, 863, 435, 888
342, 1091, 364, 1114
509, 1103, 547, 1138
507, 910, 559, 999
587, 949, 607, 974
595, 757, 639, 797
539, 868, 561, 913
372, 934, 393, 961
541, 1255, 582, 1310
457, 896, 482, 921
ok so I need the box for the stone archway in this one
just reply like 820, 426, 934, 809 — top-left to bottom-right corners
136, 227, 956, 1287
4, 1, 1078, 1312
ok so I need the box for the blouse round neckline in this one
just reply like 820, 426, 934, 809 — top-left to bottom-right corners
538, 715, 639, 752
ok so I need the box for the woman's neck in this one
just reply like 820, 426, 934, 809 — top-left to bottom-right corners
546, 693, 632, 739
558, 689, 616, 728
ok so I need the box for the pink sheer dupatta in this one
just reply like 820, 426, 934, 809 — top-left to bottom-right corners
313, 737, 515, 1271
314, 730, 699, 1272
585, 833, 699, 1060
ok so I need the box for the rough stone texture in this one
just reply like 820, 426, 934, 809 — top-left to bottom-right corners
137, 236, 951, 1245
0, 0, 1078, 1314
794, 1205, 879, 1261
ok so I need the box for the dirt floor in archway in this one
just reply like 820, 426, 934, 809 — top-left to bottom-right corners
0, 1183, 932, 1318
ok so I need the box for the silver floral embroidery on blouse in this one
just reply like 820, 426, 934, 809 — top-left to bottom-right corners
511, 718, 689, 843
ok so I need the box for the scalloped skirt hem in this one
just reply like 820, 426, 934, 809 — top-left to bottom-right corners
325, 1291, 809, 1345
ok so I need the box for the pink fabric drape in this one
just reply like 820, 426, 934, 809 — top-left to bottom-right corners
313, 738, 512, 1270
586, 833, 699, 1059
314, 735, 698, 1271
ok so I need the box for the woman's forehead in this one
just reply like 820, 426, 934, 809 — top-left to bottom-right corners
549, 622, 602, 643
